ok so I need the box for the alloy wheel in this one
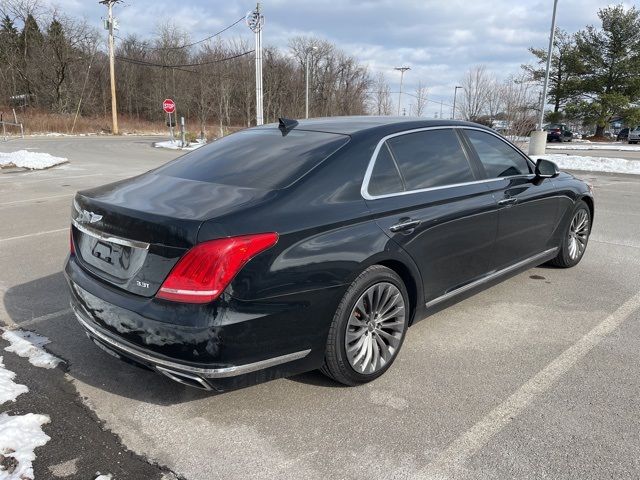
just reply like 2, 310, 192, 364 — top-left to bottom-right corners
568, 209, 589, 261
344, 282, 406, 374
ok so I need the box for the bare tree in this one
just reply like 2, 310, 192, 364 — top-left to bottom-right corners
411, 81, 428, 117
458, 65, 492, 121
368, 72, 393, 115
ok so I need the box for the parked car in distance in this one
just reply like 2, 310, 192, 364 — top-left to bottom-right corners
617, 128, 629, 141
628, 127, 640, 144
544, 123, 573, 142
66, 117, 595, 392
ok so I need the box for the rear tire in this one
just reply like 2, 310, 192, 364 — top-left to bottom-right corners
321, 265, 409, 386
548, 200, 591, 268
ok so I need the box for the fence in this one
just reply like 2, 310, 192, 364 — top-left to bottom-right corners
1, 109, 25, 141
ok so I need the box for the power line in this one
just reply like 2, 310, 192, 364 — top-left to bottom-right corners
115, 49, 254, 70
147, 16, 245, 52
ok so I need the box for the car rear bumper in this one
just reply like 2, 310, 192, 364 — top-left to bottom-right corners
65, 256, 342, 391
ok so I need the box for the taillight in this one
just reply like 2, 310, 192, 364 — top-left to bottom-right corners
553, 129, 561, 133
70, 228, 75, 255
156, 233, 279, 303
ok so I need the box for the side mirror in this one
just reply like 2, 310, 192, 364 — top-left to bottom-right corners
535, 158, 560, 179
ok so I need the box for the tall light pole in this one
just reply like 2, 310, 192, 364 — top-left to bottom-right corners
246, 3, 264, 125
394, 66, 410, 116
538, 0, 559, 131
305, 46, 317, 119
452, 86, 463, 120
100, 0, 120, 135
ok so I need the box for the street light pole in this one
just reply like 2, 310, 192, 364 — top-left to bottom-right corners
452, 86, 462, 120
394, 66, 410, 116
305, 46, 317, 119
539, 0, 559, 131
100, 0, 120, 135
246, 3, 264, 126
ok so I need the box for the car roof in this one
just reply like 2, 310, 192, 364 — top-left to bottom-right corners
257, 116, 491, 136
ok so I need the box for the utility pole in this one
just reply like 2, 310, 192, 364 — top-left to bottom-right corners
529, 0, 559, 155
452, 86, 463, 120
394, 66, 410, 116
539, 0, 558, 131
100, 0, 120, 135
247, 3, 264, 125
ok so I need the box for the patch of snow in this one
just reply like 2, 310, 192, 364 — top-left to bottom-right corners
547, 142, 640, 151
154, 139, 206, 151
536, 154, 640, 175
0, 150, 68, 170
0, 413, 51, 480
0, 357, 28, 405
1, 330, 62, 369
95, 474, 113, 480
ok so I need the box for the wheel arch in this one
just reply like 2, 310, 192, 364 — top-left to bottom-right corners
580, 195, 594, 222
344, 248, 423, 326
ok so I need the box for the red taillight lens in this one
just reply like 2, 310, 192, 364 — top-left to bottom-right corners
70, 228, 75, 255
156, 232, 279, 304
553, 129, 561, 133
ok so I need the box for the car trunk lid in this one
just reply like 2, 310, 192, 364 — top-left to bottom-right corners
72, 173, 270, 297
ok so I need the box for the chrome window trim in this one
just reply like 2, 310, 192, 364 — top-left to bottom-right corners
361, 125, 535, 201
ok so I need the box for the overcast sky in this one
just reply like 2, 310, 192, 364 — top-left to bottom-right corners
40, 0, 630, 115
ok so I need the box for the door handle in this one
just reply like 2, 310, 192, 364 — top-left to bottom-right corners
389, 219, 421, 232
498, 197, 518, 207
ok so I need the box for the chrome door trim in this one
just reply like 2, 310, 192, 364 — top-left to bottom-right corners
425, 247, 558, 308
72, 219, 151, 250
360, 126, 534, 201
72, 304, 311, 378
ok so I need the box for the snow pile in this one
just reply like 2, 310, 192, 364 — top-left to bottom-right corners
0, 413, 51, 480
2, 330, 62, 369
154, 139, 206, 151
95, 474, 113, 480
537, 154, 640, 175
547, 143, 640, 152
0, 150, 68, 170
0, 357, 28, 405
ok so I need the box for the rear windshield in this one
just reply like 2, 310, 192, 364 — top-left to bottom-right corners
156, 128, 350, 190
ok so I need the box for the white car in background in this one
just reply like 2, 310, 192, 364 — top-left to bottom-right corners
629, 127, 640, 144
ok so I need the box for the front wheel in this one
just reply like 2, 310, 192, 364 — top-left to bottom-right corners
321, 265, 409, 386
548, 200, 591, 268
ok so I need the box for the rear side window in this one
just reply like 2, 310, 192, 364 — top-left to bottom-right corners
368, 144, 404, 196
385, 129, 474, 191
156, 128, 349, 190
465, 130, 531, 178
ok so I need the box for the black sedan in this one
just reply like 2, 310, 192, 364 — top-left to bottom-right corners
544, 123, 573, 142
66, 117, 594, 391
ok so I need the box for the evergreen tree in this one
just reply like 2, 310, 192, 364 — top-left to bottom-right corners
571, 4, 640, 137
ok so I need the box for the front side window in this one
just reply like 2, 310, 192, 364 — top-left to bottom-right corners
465, 130, 531, 178
384, 129, 474, 191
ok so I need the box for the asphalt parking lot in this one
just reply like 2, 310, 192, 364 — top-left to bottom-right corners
1, 136, 640, 480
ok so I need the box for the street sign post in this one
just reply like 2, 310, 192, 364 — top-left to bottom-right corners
163, 99, 176, 140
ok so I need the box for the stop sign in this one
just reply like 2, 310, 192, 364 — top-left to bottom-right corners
163, 99, 176, 114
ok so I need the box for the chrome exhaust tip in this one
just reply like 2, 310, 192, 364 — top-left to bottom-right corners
156, 366, 213, 391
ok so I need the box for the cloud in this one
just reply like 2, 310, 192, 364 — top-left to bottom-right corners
36, 0, 618, 113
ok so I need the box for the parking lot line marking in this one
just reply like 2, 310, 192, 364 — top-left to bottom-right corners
0, 173, 105, 184
3, 308, 72, 330
415, 289, 640, 480
0, 228, 67, 243
0, 193, 73, 206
